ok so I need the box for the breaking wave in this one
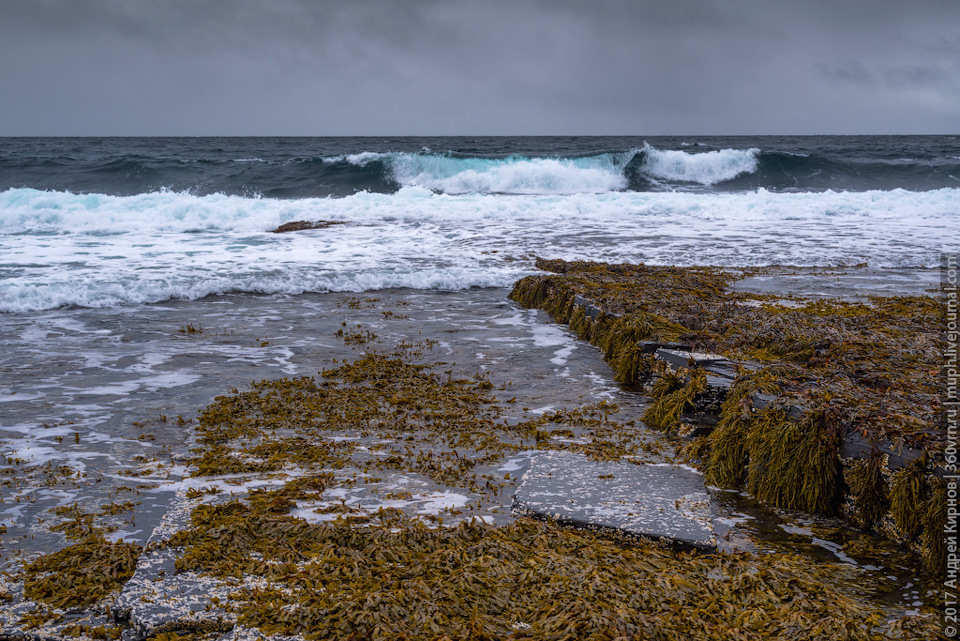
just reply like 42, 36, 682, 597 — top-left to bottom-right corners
1, 186, 956, 311
4, 141, 960, 197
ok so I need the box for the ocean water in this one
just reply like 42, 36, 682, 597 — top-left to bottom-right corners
0, 136, 957, 312
0, 136, 953, 596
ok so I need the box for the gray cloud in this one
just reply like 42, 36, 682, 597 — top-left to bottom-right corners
815, 61, 877, 87
1, 0, 958, 134
884, 65, 950, 90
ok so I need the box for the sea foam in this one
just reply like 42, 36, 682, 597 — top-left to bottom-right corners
383, 153, 632, 195
638, 143, 759, 185
1, 186, 955, 312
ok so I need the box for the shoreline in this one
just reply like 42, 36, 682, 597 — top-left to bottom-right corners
0, 268, 945, 639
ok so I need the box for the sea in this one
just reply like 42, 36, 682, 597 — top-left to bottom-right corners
1, 136, 958, 311
0, 136, 955, 602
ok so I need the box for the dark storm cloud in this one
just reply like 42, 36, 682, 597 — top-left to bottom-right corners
1, 0, 957, 134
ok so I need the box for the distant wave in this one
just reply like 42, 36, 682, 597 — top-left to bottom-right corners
634, 144, 759, 185
3, 143, 960, 197
375, 146, 762, 193
378, 151, 633, 194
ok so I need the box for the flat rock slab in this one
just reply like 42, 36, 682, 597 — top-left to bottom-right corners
115, 484, 239, 639
654, 348, 763, 390
512, 451, 716, 550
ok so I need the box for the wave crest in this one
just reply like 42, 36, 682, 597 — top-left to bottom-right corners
383, 153, 632, 195
638, 144, 760, 185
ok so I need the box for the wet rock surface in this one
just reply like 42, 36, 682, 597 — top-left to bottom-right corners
513, 450, 716, 549
0, 284, 944, 639
270, 220, 345, 233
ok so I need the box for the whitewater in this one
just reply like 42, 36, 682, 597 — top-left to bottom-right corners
0, 184, 955, 312
1, 137, 958, 312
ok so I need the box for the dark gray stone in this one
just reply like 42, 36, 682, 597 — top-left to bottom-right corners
653, 349, 748, 393
749, 393, 807, 421
840, 432, 928, 473
637, 340, 691, 354
573, 295, 617, 320
653, 349, 763, 384
512, 451, 716, 550
114, 485, 238, 638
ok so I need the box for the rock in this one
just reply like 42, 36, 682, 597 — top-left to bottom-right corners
653, 348, 764, 391
271, 220, 345, 233
750, 393, 807, 421
573, 295, 616, 319
114, 485, 236, 638
637, 340, 690, 354
840, 431, 928, 473
512, 451, 716, 550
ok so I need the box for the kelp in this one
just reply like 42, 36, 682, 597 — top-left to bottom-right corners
141, 334, 936, 639
185, 345, 649, 500
846, 448, 891, 530
511, 260, 942, 447
705, 376, 767, 489
162, 478, 935, 641
511, 259, 944, 566
744, 407, 841, 515
20, 531, 140, 611
642, 368, 706, 431
921, 478, 947, 576
14, 504, 141, 629
889, 454, 930, 540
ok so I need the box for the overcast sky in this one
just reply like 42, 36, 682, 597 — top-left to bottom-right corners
1, 0, 957, 135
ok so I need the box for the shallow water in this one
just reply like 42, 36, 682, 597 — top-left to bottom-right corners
0, 280, 937, 613
0, 288, 643, 559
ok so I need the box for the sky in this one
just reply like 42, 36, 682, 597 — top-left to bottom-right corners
1, 0, 958, 135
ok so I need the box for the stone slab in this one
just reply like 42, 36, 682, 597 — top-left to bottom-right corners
573, 295, 618, 320
512, 451, 716, 550
637, 340, 691, 354
840, 432, 928, 473
114, 484, 238, 639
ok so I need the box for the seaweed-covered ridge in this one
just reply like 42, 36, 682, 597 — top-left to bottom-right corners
510, 259, 945, 573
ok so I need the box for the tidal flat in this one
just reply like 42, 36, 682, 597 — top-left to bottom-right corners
0, 270, 945, 640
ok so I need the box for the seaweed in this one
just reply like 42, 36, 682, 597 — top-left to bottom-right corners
126, 327, 938, 638
705, 391, 753, 488
641, 368, 706, 431
846, 447, 890, 530
921, 477, 946, 576
164, 486, 932, 640
745, 407, 841, 514
889, 454, 929, 540
20, 532, 141, 611
511, 258, 942, 557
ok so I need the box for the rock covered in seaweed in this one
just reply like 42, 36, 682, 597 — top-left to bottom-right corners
509, 258, 946, 574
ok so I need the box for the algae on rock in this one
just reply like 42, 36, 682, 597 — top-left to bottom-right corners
510, 258, 946, 574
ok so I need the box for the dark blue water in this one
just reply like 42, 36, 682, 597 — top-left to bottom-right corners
2, 136, 959, 197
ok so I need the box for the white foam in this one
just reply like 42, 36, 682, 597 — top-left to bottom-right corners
415, 490, 471, 514
640, 143, 759, 185
76, 372, 202, 396
343, 151, 386, 166
1, 186, 956, 311
386, 153, 630, 195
